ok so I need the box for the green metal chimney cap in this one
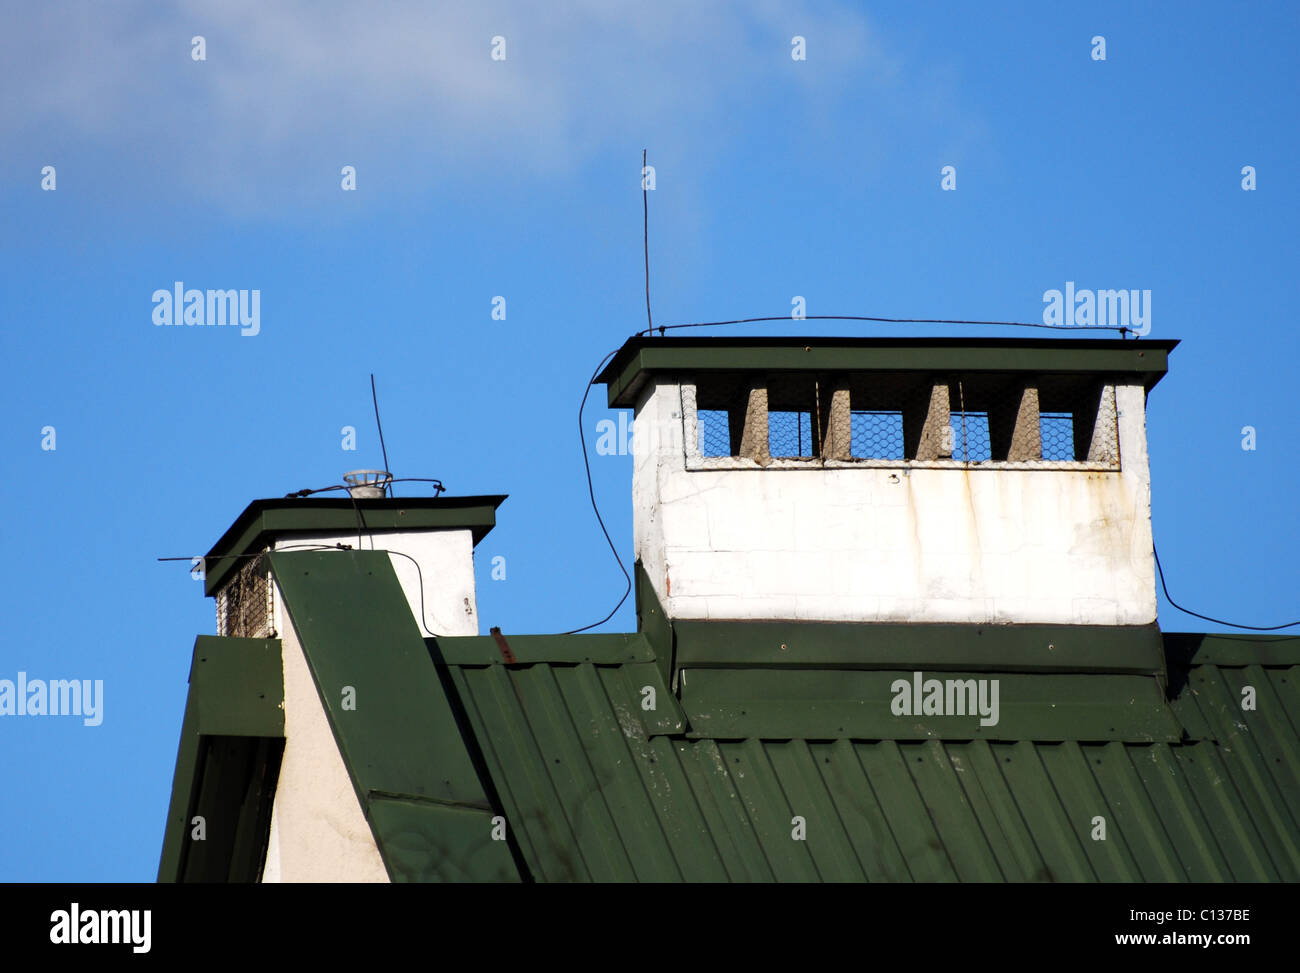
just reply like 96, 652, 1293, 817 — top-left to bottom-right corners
596, 336, 1179, 408
201, 495, 506, 596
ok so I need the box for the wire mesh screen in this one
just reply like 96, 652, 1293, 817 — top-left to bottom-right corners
694, 373, 750, 459
685, 372, 1120, 469
216, 549, 274, 638
769, 410, 814, 457
1038, 380, 1119, 467
851, 410, 905, 459
697, 409, 732, 456
1040, 412, 1075, 461
949, 410, 992, 463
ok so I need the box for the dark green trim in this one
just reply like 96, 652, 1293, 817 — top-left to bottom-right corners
157, 637, 284, 882
176, 736, 283, 882
673, 620, 1167, 676
1165, 633, 1300, 667
430, 633, 653, 665
368, 797, 521, 882
204, 496, 506, 595
157, 694, 201, 882
190, 636, 286, 736
597, 336, 1178, 407
269, 549, 521, 882
635, 560, 674, 687
678, 668, 1182, 742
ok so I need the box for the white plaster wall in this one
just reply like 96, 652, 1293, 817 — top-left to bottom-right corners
633, 381, 1157, 626
269, 529, 479, 637
260, 614, 390, 883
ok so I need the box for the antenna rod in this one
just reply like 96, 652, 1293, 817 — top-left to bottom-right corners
370, 373, 393, 497
643, 148, 652, 334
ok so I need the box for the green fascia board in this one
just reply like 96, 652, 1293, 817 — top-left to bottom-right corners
597, 336, 1179, 407
678, 668, 1182, 742
1164, 633, 1300, 667
203, 495, 506, 595
674, 620, 1167, 677
267, 549, 523, 882
157, 637, 284, 882
158, 694, 201, 882
430, 633, 653, 665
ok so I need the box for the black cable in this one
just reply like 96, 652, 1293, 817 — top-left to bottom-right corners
1154, 542, 1298, 631
371, 373, 393, 496
161, 542, 446, 637
560, 346, 633, 635
283, 477, 445, 499
347, 488, 369, 550
383, 549, 446, 637
637, 315, 1131, 337
153, 543, 340, 567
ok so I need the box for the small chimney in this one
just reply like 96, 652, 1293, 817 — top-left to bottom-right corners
202, 493, 506, 639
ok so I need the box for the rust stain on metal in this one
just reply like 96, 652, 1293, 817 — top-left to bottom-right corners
489, 626, 516, 664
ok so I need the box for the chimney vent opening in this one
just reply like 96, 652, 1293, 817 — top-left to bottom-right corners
682, 371, 1119, 470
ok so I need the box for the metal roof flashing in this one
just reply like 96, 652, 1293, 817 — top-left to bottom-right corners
596, 335, 1179, 408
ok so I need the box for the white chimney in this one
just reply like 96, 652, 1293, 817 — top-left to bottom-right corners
599, 336, 1176, 627
203, 494, 505, 639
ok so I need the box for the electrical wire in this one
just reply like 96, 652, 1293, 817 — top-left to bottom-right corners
161, 542, 447, 638
384, 548, 446, 638
283, 477, 445, 499
560, 345, 633, 635
1154, 542, 1298, 631
156, 543, 342, 564
639, 315, 1132, 338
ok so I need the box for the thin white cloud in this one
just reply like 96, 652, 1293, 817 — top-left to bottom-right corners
1, 2, 912, 212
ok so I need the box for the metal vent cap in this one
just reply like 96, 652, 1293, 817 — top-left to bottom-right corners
343, 470, 392, 498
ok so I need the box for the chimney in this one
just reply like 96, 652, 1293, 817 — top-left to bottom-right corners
598, 336, 1176, 627
201, 491, 506, 639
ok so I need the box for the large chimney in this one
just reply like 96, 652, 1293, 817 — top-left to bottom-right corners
599, 336, 1176, 627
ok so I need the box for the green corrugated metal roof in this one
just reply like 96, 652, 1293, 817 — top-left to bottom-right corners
437, 640, 1300, 882
161, 548, 1300, 883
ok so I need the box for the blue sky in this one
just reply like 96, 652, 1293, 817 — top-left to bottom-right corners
1, 2, 1296, 881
